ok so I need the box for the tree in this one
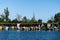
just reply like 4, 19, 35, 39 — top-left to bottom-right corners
22, 16, 27, 23
12, 18, 18, 23
38, 19, 42, 23
54, 12, 60, 26
0, 14, 5, 21
4, 7, 9, 22
47, 20, 52, 23
0, 18, 2, 22
31, 17, 35, 22
31, 13, 36, 23
54, 12, 60, 23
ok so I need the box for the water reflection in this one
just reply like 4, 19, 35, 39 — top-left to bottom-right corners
0, 31, 9, 40
0, 31, 60, 40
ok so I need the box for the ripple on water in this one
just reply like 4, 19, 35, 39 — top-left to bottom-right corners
0, 30, 60, 40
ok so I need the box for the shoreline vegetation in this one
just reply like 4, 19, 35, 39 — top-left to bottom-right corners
0, 8, 60, 31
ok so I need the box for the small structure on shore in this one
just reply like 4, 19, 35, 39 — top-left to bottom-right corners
47, 23, 51, 29
0, 26, 2, 30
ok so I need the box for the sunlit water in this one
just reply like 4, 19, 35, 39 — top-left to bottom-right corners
0, 30, 60, 40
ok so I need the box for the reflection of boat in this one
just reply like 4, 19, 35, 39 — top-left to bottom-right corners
17, 30, 20, 31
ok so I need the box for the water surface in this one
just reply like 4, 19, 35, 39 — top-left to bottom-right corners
0, 30, 60, 40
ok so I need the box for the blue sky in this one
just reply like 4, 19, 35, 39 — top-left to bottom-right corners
0, 0, 60, 22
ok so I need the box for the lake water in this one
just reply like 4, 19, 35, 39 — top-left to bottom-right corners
0, 30, 60, 40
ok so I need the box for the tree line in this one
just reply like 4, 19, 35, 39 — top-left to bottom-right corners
0, 8, 42, 24
0, 8, 60, 25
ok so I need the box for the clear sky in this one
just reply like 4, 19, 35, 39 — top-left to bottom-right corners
0, 0, 60, 22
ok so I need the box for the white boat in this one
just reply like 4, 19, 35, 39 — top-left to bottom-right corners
5, 26, 9, 31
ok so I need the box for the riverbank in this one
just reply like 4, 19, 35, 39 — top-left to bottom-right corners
0, 23, 59, 31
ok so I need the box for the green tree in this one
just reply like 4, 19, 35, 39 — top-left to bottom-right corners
12, 18, 18, 23
38, 19, 42, 23
22, 16, 27, 23
54, 12, 60, 23
0, 14, 5, 21
4, 7, 9, 22
54, 12, 60, 26
0, 18, 2, 22
47, 20, 52, 23
31, 14, 36, 23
